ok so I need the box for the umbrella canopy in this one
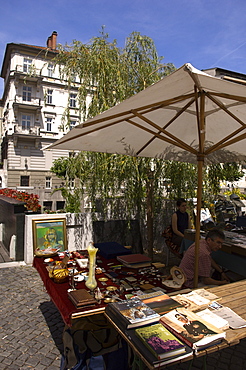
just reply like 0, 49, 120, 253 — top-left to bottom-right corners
48, 63, 246, 163
48, 63, 246, 287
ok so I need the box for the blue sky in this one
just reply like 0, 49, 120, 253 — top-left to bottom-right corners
1, 0, 246, 96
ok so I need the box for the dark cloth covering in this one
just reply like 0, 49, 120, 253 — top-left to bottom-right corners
175, 210, 189, 235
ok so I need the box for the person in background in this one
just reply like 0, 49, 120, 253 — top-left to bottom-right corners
179, 228, 230, 288
171, 198, 191, 247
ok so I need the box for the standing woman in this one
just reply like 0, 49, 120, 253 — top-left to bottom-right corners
171, 198, 191, 247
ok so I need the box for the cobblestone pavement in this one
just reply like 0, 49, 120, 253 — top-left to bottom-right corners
0, 265, 64, 370
1, 264, 246, 370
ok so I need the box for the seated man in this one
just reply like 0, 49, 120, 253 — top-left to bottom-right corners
179, 228, 230, 288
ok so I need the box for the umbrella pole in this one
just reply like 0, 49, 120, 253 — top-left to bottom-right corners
194, 156, 203, 288
147, 171, 154, 261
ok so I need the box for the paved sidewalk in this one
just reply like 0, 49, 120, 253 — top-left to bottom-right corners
0, 265, 64, 370
0, 264, 246, 369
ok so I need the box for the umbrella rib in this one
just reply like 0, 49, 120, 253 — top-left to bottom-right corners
126, 116, 197, 155
205, 132, 246, 155
129, 97, 195, 154
204, 92, 246, 154
209, 91, 246, 103
81, 93, 195, 128
161, 97, 196, 130
206, 92, 246, 128
194, 86, 202, 150
52, 120, 124, 146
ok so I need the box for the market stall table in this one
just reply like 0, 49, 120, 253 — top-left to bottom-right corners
33, 253, 167, 369
105, 280, 246, 369
33, 253, 166, 326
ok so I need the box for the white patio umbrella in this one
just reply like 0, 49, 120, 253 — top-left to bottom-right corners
48, 63, 246, 287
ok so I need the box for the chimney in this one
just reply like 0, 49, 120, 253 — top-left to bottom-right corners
46, 31, 58, 50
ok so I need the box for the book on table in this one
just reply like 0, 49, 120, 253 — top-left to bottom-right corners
171, 291, 210, 312
211, 306, 246, 329
142, 293, 183, 315
112, 326, 193, 368
104, 313, 193, 368
68, 289, 97, 309
159, 307, 226, 352
135, 323, 186, 360
196, 308, 229, 330
116, 254, 151, 268
105, 297, 160, 329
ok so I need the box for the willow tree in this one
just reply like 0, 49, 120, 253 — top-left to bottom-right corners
55, 29, 175, 126
51, 30, 243, 255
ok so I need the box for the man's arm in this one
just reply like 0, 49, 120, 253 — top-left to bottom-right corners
202, 276, 229, 286
211, 258, 230, 282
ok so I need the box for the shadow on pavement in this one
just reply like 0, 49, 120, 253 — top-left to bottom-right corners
39, 300, 65, 355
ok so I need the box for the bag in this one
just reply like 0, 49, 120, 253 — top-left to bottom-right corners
162, 225, 182, 258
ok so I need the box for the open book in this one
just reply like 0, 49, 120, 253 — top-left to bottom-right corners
160, 307, 226, 352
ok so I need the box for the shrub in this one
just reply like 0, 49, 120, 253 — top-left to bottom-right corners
0, 188, 41, 212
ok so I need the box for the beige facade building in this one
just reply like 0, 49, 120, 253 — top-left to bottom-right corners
0, 35, 246, 214
0, 32, 80, 211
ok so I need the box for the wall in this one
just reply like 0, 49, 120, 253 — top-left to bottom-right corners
0, 195, 26, 260
24, 213, 93, 264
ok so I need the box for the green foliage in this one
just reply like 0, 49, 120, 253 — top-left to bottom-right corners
162, 161, 197, 200
223, 188, 246, 200
50, 29, 244, 218
54, 28, 175, 124
51, 29, 176, 213
51, 151, 244, 219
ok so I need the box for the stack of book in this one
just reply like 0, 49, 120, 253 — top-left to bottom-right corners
117, 254, 151, 268
105, 297, 160, 329
105, 297, 193, 366
135, 323, 186, 360
105, 290, 228, 366
68, 289, 97, 309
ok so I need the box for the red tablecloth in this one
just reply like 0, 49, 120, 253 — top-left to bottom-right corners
33, 254, 165, 326
33, 256, 111, 326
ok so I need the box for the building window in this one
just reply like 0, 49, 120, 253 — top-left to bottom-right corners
48, 63, 54, 77
22, 115, 31, 130
47, 89, 53, 104
43, 201, 52, 211
46, 117, 52, 132
23, 58, 32, 73
45, 176, 52, 189
22, 86, 32, 101
20, 175, 29, 186
70, 120, 77, 130
69, 178, 75, 189
70, 93, 77, 108
56, 201, 65, 211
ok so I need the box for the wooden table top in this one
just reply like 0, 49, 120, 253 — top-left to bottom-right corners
106, 280, 246, 369
204, 280, 246, 346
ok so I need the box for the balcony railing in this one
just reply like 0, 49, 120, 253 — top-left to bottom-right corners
14, 95, 41, 106
14, 126, 40, 135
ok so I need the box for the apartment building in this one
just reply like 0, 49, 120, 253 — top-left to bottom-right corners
0, 31, 79, 211
0, 32, 246, 214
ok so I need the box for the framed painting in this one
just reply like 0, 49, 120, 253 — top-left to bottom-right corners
32, 218, 67, 253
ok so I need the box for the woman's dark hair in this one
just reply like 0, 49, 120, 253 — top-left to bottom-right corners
176, 198, 186, 207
